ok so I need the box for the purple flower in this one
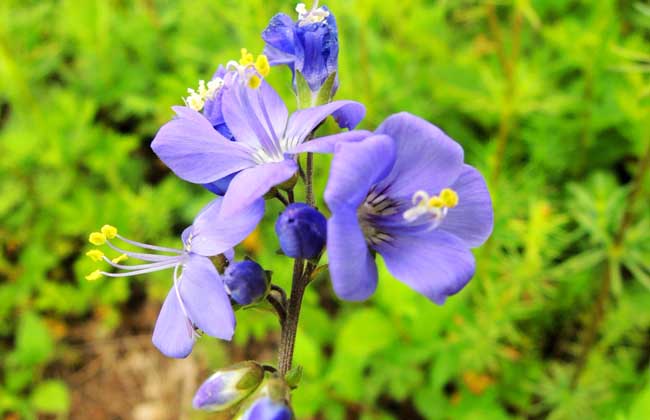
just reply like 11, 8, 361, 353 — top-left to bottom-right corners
193, 361, 265, 411
223, 260, 269, 306
240, 397, 292, 420
152, 67, 366, 218
275, 203, 327, 259
84, 197, 265, 358
323, 113, 494, 304
263, 2, 338, 95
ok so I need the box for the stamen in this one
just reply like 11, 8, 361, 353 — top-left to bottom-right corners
86, 270, 103, 281
111, 254, 128, 264
89, 232, 106, 246
104, 240, 179, 263
86, 249, 105, 262
239, 48, 254, 66
296, 1, 329, 26
101, 255, 183, 271
115, 234, 183, 254
97, 260, 181, 278
101, 224, 118, 239
403, 188, 459, 228
255, 55, 270, 77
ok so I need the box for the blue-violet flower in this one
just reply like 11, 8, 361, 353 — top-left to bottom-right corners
84, 197, 264, 358
322, 113, 494, 304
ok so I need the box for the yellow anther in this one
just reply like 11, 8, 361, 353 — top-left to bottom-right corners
239, 48, 254, 66
85, 270, 103, 281
248, 75, 261, 89
86, 249, 105, 262
101, 225, 118, 239
440, 188, 459, 208
428, 196, 445, 208
111, 254, 128, 264
89, 232, 106, 246
255, 54, 270, 77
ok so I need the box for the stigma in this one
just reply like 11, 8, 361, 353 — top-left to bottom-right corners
403, 188, 459, 229
296, 2, 329, 26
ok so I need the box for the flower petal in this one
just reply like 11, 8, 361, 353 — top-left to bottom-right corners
220, 159, 298, 217
291, 130, 372, 154
222, 82, 288, 151
374, 112, 464, 199
284, 100, 365, 148
324, 134, 396, 210
327, 209, 378, 301
152, 287, 196, 358
439, 164, 494, 247
181, 255, 235, 340
376, 230, 475, 305
189, 196, 265, 256
151, 106, 255, 184
262, 13, 297, 59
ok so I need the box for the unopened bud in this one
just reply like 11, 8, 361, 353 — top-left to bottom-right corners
240, 396, 293, 420
237, 378, 293, 420
192, 361, 265, 411
223, 260, 269, 306
275, 203, 326, 259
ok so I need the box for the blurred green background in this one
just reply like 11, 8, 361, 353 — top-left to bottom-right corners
2, 0, 650, 419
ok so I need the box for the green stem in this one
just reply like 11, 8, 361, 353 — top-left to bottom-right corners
277, 152, 318, 375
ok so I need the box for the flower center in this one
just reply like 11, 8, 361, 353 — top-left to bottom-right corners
184, 49, 271, 112
403, 188, 459, 229
357, 187, 400, 246
184, 78, 224, 112
296, 1, 329, 26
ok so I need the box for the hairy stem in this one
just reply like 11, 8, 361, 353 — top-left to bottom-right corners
278, 259, 305, 374
305, 152, 315, 206
277, 151, 318, 375
571, 140, 650, 387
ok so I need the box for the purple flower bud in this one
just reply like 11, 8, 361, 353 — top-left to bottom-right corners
275, 203, 327, 259
193, 361, 265, 411
240, 397, 292, 420
224, 261, 269, 306
262, 4, 338, 97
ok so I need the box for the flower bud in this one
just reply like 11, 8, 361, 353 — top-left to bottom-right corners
223, 260, 269, 306
275, 203, 327, 259
192, 361, 265, 411
237, 377, 293, 420
262, 4, 339, 105
240, 397, 293, 420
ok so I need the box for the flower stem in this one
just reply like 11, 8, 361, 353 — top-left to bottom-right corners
277, 151, 318, 375
305, 152, 315, 206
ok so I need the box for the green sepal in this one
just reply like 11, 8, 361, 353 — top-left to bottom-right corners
296, 70, 337, 109
314, 72, 337, 106
296, 71, 313, 109
284, 365, 303, 389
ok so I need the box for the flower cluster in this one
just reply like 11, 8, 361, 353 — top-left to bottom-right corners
84, 2, 493, 418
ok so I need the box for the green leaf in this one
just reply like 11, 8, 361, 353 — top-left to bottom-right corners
9, 312, 54, 367
30, 380, 70, 414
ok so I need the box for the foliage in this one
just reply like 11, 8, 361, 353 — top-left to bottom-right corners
1, 0, 649, 418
